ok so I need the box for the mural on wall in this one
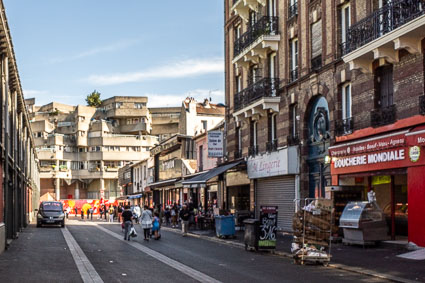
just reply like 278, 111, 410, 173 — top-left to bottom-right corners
60, 199, 120, 215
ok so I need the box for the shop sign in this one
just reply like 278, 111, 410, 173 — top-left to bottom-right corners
409, 146, 421, 162
259, 206, 277, 249
247, 149, 289, 178
329, 133, 406, 157
208, 131, 223, 157
334, 149, 405, 169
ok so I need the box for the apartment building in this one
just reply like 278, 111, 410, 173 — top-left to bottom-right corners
0, 0, 40, 254
150, 107, 181, 142
28, 97, 158, 202
226, 0, 425, 244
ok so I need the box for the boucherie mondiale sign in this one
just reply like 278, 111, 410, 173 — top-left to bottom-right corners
333, 149, 405, 169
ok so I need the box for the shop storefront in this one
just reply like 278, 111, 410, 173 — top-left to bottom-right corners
248, 147, 299, 232
329, 128, 425, 246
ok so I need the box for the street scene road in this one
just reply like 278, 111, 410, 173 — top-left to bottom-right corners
0, 218, 388, 283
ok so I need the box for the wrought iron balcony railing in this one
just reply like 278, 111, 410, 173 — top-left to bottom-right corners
420, 96, 425, 115
342, 0, 425, 55
371, 105, 397, 127
287, 134, 300, 146
234, 77, 280, 111
288, 2, 298, 19
335, 117, 354, 136
289, 68, 299, 83
248, 145, 259, 156
234, 16, 279, 57
311, 55, 322, 72
266, 139, 278, 152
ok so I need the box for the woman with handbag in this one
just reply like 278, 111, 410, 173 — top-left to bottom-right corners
140, 205, 153, 241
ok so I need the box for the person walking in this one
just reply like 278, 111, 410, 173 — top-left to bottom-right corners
99, 205, 103, 220
171, 204, 177, 228
122, 205, 133, 241
140, 205, 153, 241
74, 207, 78, 218
109, 205, 115, 222
81, 207, 84, 220
118, 205, 123, 223
152, 212, 161, 240
164, 206, 170, 226
179, 204, 190, 236
89, 207, 93, 220
65, 206, 70, 219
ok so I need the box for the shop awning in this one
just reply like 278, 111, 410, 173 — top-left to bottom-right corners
127, 194, 143, 199
148, 178, 179, 189
182, 161, 242, 187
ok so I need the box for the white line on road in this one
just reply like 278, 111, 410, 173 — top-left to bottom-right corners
62, 227, 104, 283
94, 223, 222, 283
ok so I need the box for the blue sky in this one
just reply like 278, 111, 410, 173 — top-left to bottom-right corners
4, 0, 224, 107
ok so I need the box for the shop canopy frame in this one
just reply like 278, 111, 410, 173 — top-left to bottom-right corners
182, 161, 243, 188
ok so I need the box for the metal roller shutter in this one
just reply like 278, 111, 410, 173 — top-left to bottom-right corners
256, 176, 295, 232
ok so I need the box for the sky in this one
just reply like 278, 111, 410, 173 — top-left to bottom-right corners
3, 0, 224, 107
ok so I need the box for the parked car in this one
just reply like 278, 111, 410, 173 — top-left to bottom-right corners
36, 201, 65, 228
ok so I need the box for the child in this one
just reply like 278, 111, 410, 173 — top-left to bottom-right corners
152, 212, 161, 240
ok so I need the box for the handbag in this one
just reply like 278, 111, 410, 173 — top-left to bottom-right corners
130, 226, 137, 237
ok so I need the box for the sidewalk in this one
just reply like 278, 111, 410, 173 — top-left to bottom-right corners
162, 225, 425, 283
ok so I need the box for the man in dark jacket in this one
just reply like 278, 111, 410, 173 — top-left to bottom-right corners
122, 205, 133, 241
179, 204, 190, 236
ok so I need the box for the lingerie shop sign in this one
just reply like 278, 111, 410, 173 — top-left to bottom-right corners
247, 149, 288, 178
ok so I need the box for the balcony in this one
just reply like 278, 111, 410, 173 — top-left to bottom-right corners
335, 117, 354, 136
288, 2, 298, 19
233, 77, 280, 122
231, 0, 267, 22
232, 16, 280, 67
248, 145, 258, 156
420, 96, 425, 115
342, 0, 425, 73
287, 134, 300, 146
266, 139, 278, 152
371, 105, 397, 127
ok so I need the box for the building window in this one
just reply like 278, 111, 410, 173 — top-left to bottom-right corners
267, 0, 276, 17
202, 120, 208, 131
236, 126, 242, 158
311, 20, 322, 71
199, 145, 204, 171
235, 74, 242, 93
234, 24, 241, 40
249, 65, 260, 85
290, 104, 298, 137
341, 3, 351, 46
115, 102, 123, 108
134, 103, 146, 109
289, 0, 298, 18
342, 83, 352, 119
250, 120, 258, 155
249, 10, 257, 27
375, 64, 394, 108
290, 38, 298, 82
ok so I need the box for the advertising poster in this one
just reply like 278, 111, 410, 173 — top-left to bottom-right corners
259, 206, 278, 249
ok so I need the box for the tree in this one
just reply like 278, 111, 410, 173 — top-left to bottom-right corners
86, 90, 102, 107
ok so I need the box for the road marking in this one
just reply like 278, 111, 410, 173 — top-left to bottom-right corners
94, 223, 221, 283
61, 227, 104, 283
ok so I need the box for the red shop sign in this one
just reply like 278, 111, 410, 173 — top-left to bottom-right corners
329, 132, 406, 157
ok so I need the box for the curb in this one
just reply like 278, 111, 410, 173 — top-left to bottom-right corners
161, 227, 416, 283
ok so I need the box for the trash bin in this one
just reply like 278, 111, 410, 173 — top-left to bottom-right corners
215, 215, 235, 238
243, 219, 260, 251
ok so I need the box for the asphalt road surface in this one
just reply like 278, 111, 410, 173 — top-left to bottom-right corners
0, 219, 388, 283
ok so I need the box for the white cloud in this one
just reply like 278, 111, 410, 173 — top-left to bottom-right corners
146, 89, 224, 107
49, 39, 139, 64
86, 58, 224, 86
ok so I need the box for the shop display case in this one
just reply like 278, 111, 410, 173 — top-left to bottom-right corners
339, 201, 389, 245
